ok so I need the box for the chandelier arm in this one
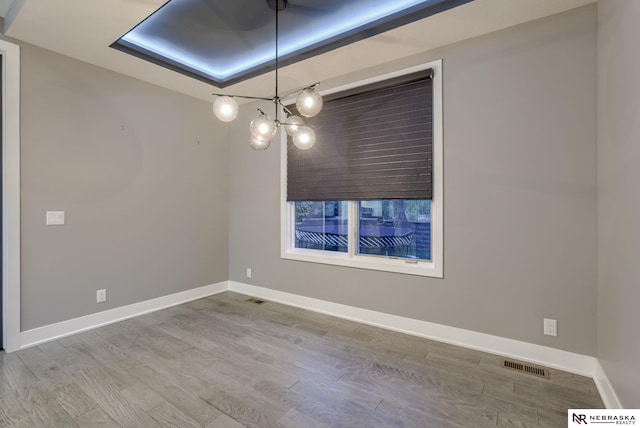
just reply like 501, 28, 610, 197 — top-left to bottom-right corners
277, 100, 294, 116
212, 93, 273, 101
278, 82, 321, 101
280, 121, 311, 127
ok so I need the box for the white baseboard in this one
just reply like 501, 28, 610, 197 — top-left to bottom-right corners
593, 361, 623, 409
18, 279, 621, 409
19, 281, 228, 349
228, 281, 598, 377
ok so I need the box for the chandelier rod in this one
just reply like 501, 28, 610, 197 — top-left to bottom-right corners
274, 0, 280, 121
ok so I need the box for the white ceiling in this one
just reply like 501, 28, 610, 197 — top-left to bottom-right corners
2, 0, 594, 102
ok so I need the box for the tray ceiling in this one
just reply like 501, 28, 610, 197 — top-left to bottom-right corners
111, 0, 472, 87
2, 0, 594, 101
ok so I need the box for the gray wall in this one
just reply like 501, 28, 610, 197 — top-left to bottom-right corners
597, 1, 640, 408
228, 5, 598, 355
19, 42, 229, 330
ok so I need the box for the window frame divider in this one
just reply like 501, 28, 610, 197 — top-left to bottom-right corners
347, 201, 357, 258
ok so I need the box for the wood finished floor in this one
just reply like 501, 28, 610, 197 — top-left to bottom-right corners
0, 291, 603, 427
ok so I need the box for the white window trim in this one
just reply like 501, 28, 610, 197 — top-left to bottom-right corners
280, 59, 443, 278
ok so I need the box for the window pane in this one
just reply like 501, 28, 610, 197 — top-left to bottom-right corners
295, 201, 348, 253
358, 200, 431, 261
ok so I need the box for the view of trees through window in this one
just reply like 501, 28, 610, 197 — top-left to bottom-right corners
295, 200, 431, 260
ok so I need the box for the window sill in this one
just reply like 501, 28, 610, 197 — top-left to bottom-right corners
281, 248, 443, 278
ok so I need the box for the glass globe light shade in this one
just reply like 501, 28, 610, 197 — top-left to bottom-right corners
212, 96, 239, 122
249, 113, 277, 142
284, 115, 304, 137
295, 87, 323, 118
293, 126, 316, 150
249, 136, 271, 151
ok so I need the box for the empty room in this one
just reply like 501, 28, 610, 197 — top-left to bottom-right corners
1, 0, 638, 427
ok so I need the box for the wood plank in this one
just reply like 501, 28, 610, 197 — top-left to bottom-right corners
0, 374, 36, 428
122, 363, 222, 426
39, 340, 106, 375
252, 378, 403, 428
71, 367, 159, 428
514, 381, 603, 410
20, 390, 78, 428
147, 402, 202, 428
0, 351, 52, 403
50, 383, 98, 419
197, 367, 290, 423
497, 413, 540, 428
339, 369, 498, 426
375, 398, 470, 428
537, 408, 569, 428
148, 321, 300, 391
205, 412, 246, 428
120, 382, 166, 412
290, 378, 382, 411
404, 353, 516, 397
56, 339, 134, 391
17, 346, 70, 390
200, 386, 286, 428
277, 408, 328, 428
365, 329, 434, 359
0, 407, 36, 428
73, 408, 120, 428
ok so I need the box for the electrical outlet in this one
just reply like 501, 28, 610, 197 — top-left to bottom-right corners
96, 289, 107, 303
246, 268, 252, 279
543, 318, 557, 337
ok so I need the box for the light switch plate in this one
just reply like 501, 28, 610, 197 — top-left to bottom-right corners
46, 211, 65, 225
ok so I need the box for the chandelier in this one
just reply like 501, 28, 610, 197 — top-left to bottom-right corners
211, 0, 323, 151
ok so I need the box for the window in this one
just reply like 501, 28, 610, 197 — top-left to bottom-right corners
281, 60, 443, 277
295, 201, 348, 253
357, 200, 431, 261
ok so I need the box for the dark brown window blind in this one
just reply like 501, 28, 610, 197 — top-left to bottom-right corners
287, 69, 433, 202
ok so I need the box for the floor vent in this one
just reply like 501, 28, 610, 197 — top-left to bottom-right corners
246, 298, 265, 304
501, 358, 550, 379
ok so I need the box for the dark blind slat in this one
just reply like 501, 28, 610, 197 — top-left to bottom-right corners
287, 70, 433, 201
